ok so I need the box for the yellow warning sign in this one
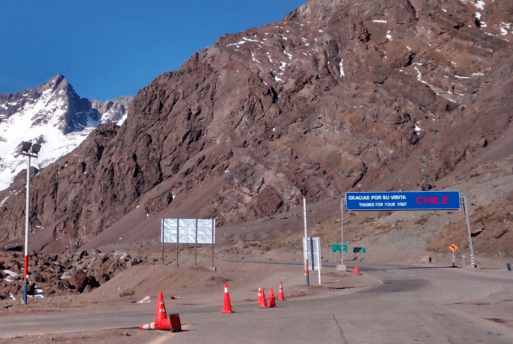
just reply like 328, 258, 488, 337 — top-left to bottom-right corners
449, 244, 458, 252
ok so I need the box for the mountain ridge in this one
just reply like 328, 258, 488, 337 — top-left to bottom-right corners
0, 75, 132, 190
1, 0, 512, 255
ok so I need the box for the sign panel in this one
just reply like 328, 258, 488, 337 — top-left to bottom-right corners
303, 237, 322, 271
353, 247, 366, 253
345, 191, 461, 211
162, 219, 215, 244
449, 244, 458, 252
332, 243, 348, 253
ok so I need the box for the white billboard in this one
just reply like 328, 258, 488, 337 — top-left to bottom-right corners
162, 218, 215, 244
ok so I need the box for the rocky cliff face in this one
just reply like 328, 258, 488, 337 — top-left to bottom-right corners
89, 96, 133, 124
1, 0, 512, 253
0, 75, 132, 190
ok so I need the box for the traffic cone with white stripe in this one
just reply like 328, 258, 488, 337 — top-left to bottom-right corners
139, 322, 155, 330
268, 288, 277, 308
155, 292, 168, 322
278, 281, 285, 301
221, 283, 234, 313
257, 287, 262, 303
260, 288, 267, 308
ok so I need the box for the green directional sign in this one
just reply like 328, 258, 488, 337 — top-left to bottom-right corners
353, 247, 367, 253
332, 243, 349, 253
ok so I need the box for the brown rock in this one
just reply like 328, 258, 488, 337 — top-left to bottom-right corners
492, 227, 508, 239
70, 270, 88, 292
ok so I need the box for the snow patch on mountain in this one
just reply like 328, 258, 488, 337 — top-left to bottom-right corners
0, 75, 132, 190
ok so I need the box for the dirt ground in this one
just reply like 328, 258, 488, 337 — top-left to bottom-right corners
2, 329, 161, 344
0, 251, 381, 343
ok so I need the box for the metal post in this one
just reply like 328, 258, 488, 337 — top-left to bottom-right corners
462, 197, 476, 267
303, 196, 308, 238
22, 155, 30, 305
318, 239, 322, 286
303, 196, 309, 286
310, 237, 315, 271
176, 219, 179, 267
340, 198, 344, 265
452, 251, 455, 267
463, 255, 466, 267
195, 219, 198, 267
161, 219, 165, 265
211, 219, 215, 268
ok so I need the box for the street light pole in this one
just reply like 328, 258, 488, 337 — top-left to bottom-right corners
19, 142, 41, 305
23, 154, 30, 305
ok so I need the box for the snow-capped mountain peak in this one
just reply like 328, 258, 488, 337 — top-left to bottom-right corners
0, 75, 132, 190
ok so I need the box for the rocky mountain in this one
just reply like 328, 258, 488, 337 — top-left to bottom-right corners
1, 0, 512, 255
0, 75, 132, 190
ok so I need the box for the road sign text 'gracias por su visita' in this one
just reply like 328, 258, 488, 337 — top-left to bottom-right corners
345, 191, 461, 211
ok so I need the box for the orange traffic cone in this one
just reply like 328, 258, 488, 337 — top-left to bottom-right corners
221, 284, 234, 313
278, 281, 285, 301
354, 267, 361, 275
139, 322, 155, 330
257, 287, 262, 303
260, 288, 267, 308
154, 318, 171, 331
155, 292, 168, 322
268, 288, 277, 308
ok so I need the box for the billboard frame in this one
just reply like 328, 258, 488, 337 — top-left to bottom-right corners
161, 218, 216, 268
340, 192, 476, 268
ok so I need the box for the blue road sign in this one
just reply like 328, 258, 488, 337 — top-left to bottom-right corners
345, 191, 460, 211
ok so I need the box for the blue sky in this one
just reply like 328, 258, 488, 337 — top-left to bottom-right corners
0, 0, 306, 101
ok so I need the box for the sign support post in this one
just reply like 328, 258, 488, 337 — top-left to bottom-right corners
461, 197, 476, 268
340, 198, 345, 265
303, 196, 309, 287
195, 219, 198, 267
161, 219, 165, 265
211, 219, 215, 268
176, 220, 179, 267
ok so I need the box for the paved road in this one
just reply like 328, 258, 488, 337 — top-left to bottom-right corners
1, 263, 513, 343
